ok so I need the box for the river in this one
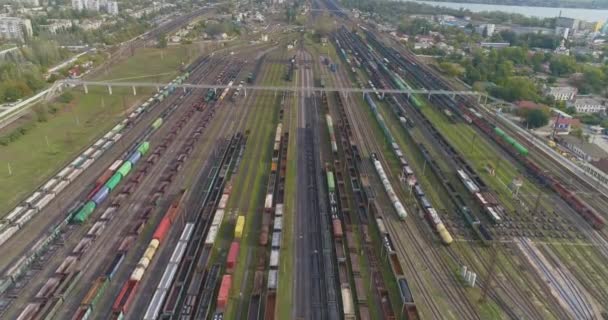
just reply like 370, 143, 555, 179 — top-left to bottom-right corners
409, 0, 608, 22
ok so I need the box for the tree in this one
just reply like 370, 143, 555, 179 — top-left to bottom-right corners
398, 18, 433, 35
549, 55, 577, 76
157, 34, 167, 48
524, 109, 549, 128
571, 127, 584, 140
58, 92, 74, 104
439, 62, 464, 77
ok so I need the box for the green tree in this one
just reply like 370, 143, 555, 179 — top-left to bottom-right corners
581, 66, 606, 94
524, 109, 549, 128
58, 92, 74, 104
157, 34, 167, 48
439, 62, 464, 77
549, 55, 577, 76
398, 18, 433, 35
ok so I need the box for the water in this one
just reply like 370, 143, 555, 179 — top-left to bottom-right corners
409, 0, 608, 22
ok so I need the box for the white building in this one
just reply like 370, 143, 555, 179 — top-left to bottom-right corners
72, 0, 109, 12
20, 0, 40, 6
0, 17, 32, 40
570, 97, 606, 114
39, 19, 73, 33
547, 86, 577, 101
80, 19, 103, 30
106, 1, 118, 15
72, 0, 84, 10
86, 0, 100, 11
476, 23, 495, 37
72, 0, 85, 10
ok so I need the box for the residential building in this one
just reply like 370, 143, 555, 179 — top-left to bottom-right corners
560, 134, 607, 161
479, 42, 510, 49
551, 116, 579, 135
569, 97, 606, 114
19, 0, 40, 6
475, 24, 495, 37
86, 0, 100, 11
72, 0, 85, 10
80, 19, 103, 31
547, 86, 577, 101
39, 19, 73, 33
0, 17, 32, 40
106, 1, 118, 15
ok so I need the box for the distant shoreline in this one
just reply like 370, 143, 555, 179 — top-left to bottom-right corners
405, 0, 608, 21
414, 0, 608, 10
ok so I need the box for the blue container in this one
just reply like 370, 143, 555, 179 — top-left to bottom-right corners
91, 186, 110, 205
105, 253, 125, 280
127, 151, 142, 165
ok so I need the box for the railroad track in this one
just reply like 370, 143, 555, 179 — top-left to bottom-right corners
330, 52, 480, 319
11, 57, 233, 319
0, 56, 218, 317
549, 242, 608, 307
344, 27, 574, 319
293, 48, 337, 320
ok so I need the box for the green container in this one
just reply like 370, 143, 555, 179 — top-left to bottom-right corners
91, 279, 108, 309
137, 141, 150, 155
105, 172, 123, 191
513, 143, 528, 156
494, 127, 506, 137
72, 201, 96, 223
504, 136, 516, 145
116, 162, 132, 177
327, 171, 335, 193
157, 95, 164, 102
411, 96, 422, 108
152, 118, 163, 130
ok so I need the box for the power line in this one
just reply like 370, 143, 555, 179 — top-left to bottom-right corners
60, 79, 483, 97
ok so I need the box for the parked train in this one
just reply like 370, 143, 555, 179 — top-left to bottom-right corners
0, 71, 191, 248
363, 93, 453, 244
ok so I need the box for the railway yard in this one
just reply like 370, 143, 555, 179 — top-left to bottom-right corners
1, 2, 608, 320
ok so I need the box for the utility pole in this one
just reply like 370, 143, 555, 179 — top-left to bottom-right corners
480, 242, 498, 302
533, 190, 542, 214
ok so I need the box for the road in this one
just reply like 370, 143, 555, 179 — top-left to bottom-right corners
0, 6, 213, 129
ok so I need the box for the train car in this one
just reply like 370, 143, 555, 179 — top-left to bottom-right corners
371, 154, 407, 219
456, 169, 479, 194
217, 275, 232, 310
234, 216, 245, 239
327, 171, 336, 193
226, 242, 240, 273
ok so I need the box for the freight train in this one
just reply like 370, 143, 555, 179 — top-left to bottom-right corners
371, 153, 408, 219
72, 141, 150, 223
111, 193, 184, 319
326, 114, 338, 153
364, 93, 452, 244
363, 30, 604, 230
0, 71, 191, 249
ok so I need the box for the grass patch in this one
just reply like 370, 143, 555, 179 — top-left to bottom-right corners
0, 45, 199, 215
